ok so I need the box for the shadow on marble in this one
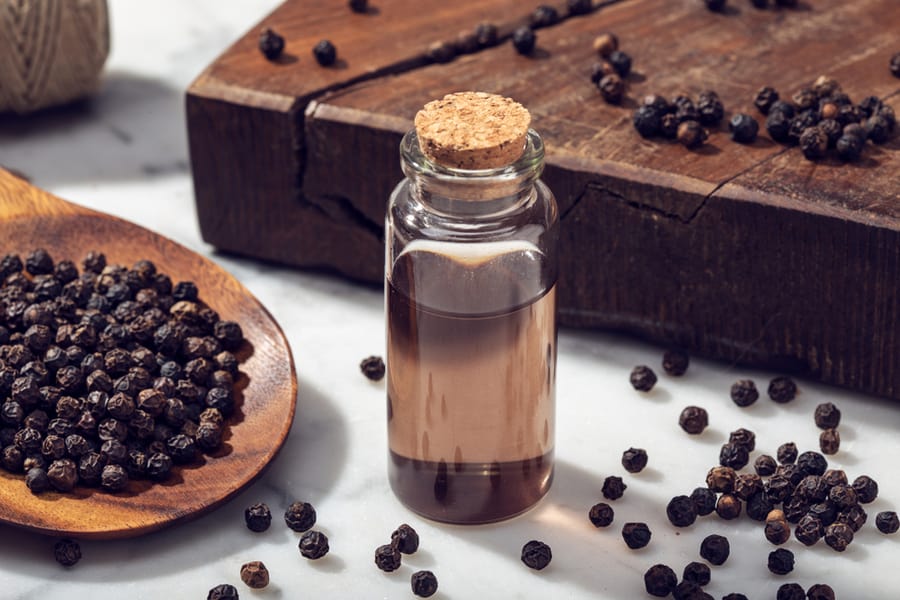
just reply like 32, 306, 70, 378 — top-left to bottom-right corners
0, 71, 189, 187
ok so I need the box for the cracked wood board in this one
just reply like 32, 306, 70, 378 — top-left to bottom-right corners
186, 0, 900, 399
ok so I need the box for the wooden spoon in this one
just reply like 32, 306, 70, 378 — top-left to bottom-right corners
0, 168, 297, 539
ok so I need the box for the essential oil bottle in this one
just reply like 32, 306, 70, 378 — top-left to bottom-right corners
385, 92, 558, 524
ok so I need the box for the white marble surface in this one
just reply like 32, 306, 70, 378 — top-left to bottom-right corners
1, 2, 899, 599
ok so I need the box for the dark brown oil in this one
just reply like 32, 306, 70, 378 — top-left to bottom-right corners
386, 247, 556, 523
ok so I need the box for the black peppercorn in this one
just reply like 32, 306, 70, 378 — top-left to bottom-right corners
512, 26, 536, 55
697, 91, 724, 126
530, 5, 559, 28
699, 534, 730, 565
426, 40, 455, 64
728, 428, 755, 452
792, 87, 817, 111
592, 32, 618, 57
26, 466, 50, 493
679, 406, 708, 434
284, 501, 317, 532
836, 504, 867, 533
808, 501, 837, 527
146, 451, 172, 480
474, 22, 498, 48
818, 118, 843, 147
764, 474, 792, 504
659, 113, 680, 139
677, 120, 707, 149
672, 581, 703, 600
767, 548, 795, 575
827, 483, 857, 509
390, 523, 419, 554
629, 365, 657, 391
313, 39, 337, 66
298, 530, 329, 559
621, 447, 648, 473
821, 468, 847, 488
819, 428, 840, 455
47, 458, 77, 491
25, 248, 54, 275
754, 87, 779, 115
806, 584, 835, 600
876, 511, 899, 534
766, 110, 793, 143
375, 543, 402, 572
590, 60, 615, 84
824, 522, 853, 551
851, 475, 878, 504
783, 495, 809, 524
865, 114, 892, 144
799, 127, 828, 160
348, 0, 368, 13
794, 514, 824, 546
682, 561, 710, 586
360, 356, 385, 381
207, 583, 239, 600
520, 539, 552, 570
662, 349, 689, 376
776, 442, 797, 465
100, 463, 128, 492
891, 52, 900, 77
410, 570, 438, 598
776, 583, 805, 600
598, 74, 625, 104
258, 28, 284, 61
704, 0, 727, 12
691, 486, 718, 516
746, 491, 774, 521
718, 442, 750, 469
607, 50, 631, 78
621, 522, 652, 549
835, 132, 864, 161
589, 502, 614, 527
567, 0, 592, 15
244, 502, 272, 532
666, 495, 698, 527
729, 113, 759, 143
54, 538, 81, 567
633, 106, 661, 139
733, 473, 762, 500
706, 466, 735, 493
765, 510, 791, 545
643, 564, 677, 597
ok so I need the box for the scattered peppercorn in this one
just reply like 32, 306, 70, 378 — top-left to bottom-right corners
607, 50, 632, 78
622, 522, 652, 549
659, 113, 680, 139
765, 510, 791, 545
876, 511, 899, 534
375, 543, 402, 572
728, 379, 758, 407
258, 28, 285, 61
520, 540, 552, 570
240, 561, 269, 589
677, 120, 707, 149
835, 132, 864, 161
298, 530, 329, 559
207, 584, 239, 600
746, 491, 775, 521
777, 583, 805, 600
411, 570, 438, 598
722, 595, 748, 600
799, 127, 828, 160
716, 493, 742, 520
598, 74, 625, 104
754, 87, 779, 115
53, 538, 81, 567
823, 522, 853, 552
768, 376, 797, 403
629, 365, 657, 391
750, 0, 769, 8
313, 40, 337, 66
704, 0, 727, 12
662, 349, 689, 376
621, 447, 648, 473
284, 501, 317, 532
776, 442, 798, 465
891, 52, 900, 78
691, 486, 718, 516
644, 564, 677, 597
852, 475, 878, 504
512, 26, 536, 55
729, 113, 759, 143
426, 41, 455, 64
699, 534, 730, 565
244, 502, 272, 532
768, 548, 795, 575
679, 406, 708, 434
633, 106, 662, 138
391, 523, 420, 554
530, 5, 559, 28
706, 465, 736, 493
602, 475, 627, 500
474, 22, 498, 48
567, 0, 592, 16
734, 473, 763, 500
697, 91, 724, 126
672, 580, 703, 600
806, 584, 836, 600
348, 0, 368, 13
589, 502, 615, 527
865, 114, 892, 144
592, 32, 618, 57
819, 429, 840, 455
728, 428, 756, 452
682, 561, 711, 586
836, 504, 867, 533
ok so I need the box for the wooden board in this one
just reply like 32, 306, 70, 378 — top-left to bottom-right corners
0, 169, 297, 539
186, 0, 900, 399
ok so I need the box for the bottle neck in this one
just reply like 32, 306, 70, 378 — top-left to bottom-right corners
400, 129, 545, 219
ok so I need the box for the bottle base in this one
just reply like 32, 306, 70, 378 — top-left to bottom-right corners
388, 450, 554, 525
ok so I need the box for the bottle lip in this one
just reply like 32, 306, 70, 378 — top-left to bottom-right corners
400, 128, 545, 184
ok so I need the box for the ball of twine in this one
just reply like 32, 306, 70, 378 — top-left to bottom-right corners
0, 0, 110, 115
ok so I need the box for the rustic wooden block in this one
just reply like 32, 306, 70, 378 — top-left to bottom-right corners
187, 0, 900, 399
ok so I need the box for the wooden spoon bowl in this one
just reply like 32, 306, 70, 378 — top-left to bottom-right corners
0, 169, 297, 539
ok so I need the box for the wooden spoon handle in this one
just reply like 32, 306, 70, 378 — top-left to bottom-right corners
0, 168, 91, 220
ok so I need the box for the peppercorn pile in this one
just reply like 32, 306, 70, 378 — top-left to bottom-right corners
0, 249, 243, 495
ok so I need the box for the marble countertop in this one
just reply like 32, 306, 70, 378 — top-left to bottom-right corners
1, 2, 898, 599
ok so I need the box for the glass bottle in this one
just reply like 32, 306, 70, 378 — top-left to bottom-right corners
384, 92, 558, 524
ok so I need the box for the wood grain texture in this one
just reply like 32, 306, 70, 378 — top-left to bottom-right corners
0, 169, 297, 539
186, 0, 900, 399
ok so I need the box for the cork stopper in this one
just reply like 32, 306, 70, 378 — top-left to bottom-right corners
414, 91, 531, 170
